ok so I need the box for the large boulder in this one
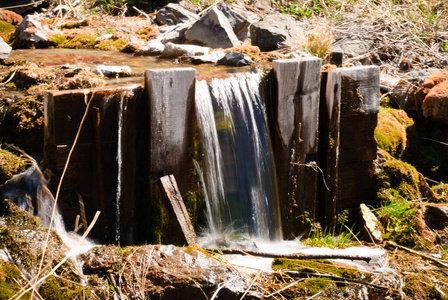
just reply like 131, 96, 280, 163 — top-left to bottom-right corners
392, 70, 431, 112
217, 4, 253, 42
0, 37, 11, 63
425, 205, 448, 230
82, 245, 263, 300
156, 3, 198, 26
186, 6, 240, 49
250, 13, 303, 51
12, 14, 62, 48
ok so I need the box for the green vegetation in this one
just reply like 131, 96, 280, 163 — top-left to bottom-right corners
376, 197, 419, 245
94, 39, 127, 51
0, 147, 27, 183
0, 21, 16, 43
0, 261, 28, 299
375, 107, 414, 158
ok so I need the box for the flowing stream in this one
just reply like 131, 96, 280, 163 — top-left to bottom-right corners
195, 72, 282, 244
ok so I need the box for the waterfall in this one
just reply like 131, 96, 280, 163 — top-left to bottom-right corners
195, 72, 282, 242
115, 93, 125, 245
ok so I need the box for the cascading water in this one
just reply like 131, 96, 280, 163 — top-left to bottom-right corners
195, 72, 282, 243
115, 93, 124, 245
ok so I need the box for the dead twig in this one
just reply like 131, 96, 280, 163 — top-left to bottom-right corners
205, 248, 372, 262
386, 241, 448, 268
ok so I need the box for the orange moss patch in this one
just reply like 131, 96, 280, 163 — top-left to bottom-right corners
422, 75, 448, 123
0, 9, 22, 25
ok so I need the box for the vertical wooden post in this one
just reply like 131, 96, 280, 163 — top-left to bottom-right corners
146, 68, 196, 192
270, 57, 322, 237
318, 70, 341, 228
338, 66, 380, 209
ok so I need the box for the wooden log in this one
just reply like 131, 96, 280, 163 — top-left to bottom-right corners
318, 70, 341, 228
157, 175, 198, 246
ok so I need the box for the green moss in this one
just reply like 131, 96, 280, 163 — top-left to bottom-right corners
377, 151, 433, 202
39, 275, 89, 300
375, 108, 414, 158
0, 147, 27, 183
50, 34, 67, 47
0, 21, 15, 42
94, 39, 127, 51
272, 258, 363, 280
61, 35, 97, 49
0, 261, 28, 299
183, 191, 199, 226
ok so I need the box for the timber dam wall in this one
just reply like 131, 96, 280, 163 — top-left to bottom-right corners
44, 58, 379, 245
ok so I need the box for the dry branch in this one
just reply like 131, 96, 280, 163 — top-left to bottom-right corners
205, 248, 372, 262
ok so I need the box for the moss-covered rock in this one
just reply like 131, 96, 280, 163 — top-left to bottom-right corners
0, 148, 27, 183
377, 149, 436, 202
0, 95, 44, 154
375, 107, 414, 158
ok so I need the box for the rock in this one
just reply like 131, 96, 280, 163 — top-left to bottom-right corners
425, 205, 448, 230
135, 39, 165, 56
250, 13, 303, 51
359, 203, 383, 243
94, 65, 133, 77
82, 245, 263, 300
186, 6, 240, 49
12, 14, 62, 49
217, 4, 252, 42
0, 37, 12, 64
217, 51, 254, 66
333, 36, 372, 57
0, 9, 23, 25
46, 4, 70, 17
156, 3, 198, 26
421, 72, 448, 124
156, 22, 191, 44
392, 70, 430, 111
191, 50, 225, 64
161, 42, 209, 58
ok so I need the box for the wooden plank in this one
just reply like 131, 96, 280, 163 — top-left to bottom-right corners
339, 114, 378, 164
158, 175, 198, 246
272, 59, 300, 147
291, 57, 322, 235
337, 161, 376, 209
318, 70, 341, 227
146, 68, 196, 192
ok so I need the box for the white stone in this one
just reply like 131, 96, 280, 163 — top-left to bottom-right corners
161, 42, 210, 58
94, 65, 132, 77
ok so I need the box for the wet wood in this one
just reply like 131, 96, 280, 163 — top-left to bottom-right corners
292, 57, 322, 235
158, 175, 198, 246
146, 68, 196, 191
318, 70, 341, 227
206, 248, 372, 262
